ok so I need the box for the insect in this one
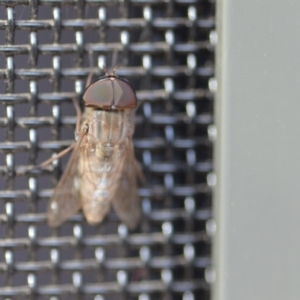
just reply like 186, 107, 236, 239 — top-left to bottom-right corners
45, 69, 142, 229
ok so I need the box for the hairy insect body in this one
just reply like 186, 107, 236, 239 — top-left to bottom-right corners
46, 73, 141, 229
78, 109, 134, 225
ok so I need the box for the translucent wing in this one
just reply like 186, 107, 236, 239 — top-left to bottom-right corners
111, 140, 142, 230
47, 131, 87, 227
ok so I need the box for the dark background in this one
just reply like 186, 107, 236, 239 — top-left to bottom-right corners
0, 1, 214, 299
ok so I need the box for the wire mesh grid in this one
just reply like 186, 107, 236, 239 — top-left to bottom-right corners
0, 1, 215, 299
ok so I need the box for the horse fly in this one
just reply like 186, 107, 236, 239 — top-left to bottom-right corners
46, 70, 142, 229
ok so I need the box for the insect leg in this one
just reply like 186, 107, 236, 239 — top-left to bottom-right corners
37, 143, 76, 169
25, 143, 76, 173
31, 124, 88, 171
72, 97, 82, 136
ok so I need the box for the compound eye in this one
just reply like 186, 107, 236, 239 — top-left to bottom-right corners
113, 79, 137, 109
83, 76, 137, 110
83, 78, 114, 109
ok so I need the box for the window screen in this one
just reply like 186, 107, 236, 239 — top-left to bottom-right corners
0, 1, 215, 299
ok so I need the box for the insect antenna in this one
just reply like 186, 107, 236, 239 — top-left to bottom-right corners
111, 49, 119, 73
112, 65, 119, 76
103, 66, 109, 76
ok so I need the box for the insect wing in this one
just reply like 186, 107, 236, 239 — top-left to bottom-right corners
111, 140, 141, 230
47, 132, 87, 227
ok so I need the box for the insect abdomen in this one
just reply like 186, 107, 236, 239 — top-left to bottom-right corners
79, 110, 132, 225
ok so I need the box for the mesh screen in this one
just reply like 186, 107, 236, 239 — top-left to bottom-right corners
0, 1, 215, 299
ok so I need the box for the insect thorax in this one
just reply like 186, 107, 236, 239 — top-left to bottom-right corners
84, 109, 133, 157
